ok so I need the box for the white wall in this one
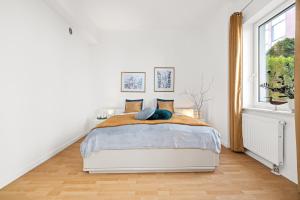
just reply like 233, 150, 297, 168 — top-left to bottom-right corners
243, 0, 274, 21
0, 0, 97, 188
243, 0, 287, 22
91, 4, 233, 147
242, 0, 297, 183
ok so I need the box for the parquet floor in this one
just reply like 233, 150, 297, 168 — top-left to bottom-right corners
0, 139, 299, 200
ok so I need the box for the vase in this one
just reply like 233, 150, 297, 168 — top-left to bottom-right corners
288, 99, 295, 113
193, 109, 201, 120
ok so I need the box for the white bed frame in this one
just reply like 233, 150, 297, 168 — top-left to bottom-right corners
83, 149, 219, 173
84, 108, 219, 173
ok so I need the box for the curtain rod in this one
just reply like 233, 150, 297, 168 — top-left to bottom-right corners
241, 0, 254, 12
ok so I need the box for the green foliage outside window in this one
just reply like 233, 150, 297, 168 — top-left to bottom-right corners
267, 38, 295, 57
261, 38, 295, 99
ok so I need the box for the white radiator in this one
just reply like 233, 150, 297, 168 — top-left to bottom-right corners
242, 113, 285, 167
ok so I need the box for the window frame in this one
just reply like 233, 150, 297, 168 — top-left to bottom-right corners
252, 0, 295, 110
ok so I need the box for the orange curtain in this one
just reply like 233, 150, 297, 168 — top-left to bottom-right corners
229, 12, 244, 152
295, 0, 300, 191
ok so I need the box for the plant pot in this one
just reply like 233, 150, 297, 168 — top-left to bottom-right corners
288, 99, 295, 113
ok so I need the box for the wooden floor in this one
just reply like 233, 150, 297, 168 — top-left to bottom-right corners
0, 140, 299, 200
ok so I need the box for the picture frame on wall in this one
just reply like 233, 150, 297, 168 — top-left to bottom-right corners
154, 67, 175, 92
121, 72, 146, 92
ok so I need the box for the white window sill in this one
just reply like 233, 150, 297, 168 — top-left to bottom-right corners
243, 107, 294, 117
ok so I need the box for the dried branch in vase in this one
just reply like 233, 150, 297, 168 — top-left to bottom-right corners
183, 77, 214, 119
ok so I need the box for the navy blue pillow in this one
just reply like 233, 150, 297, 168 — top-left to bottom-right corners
148, 109, 173, 120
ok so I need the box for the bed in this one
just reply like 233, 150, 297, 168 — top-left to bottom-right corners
80, 113, 221, 173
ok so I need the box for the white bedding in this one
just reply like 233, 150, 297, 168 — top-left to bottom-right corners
80, 123, 221, 158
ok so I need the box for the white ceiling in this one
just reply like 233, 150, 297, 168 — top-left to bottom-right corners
49, 0, 238, 31
84, 0, 230, 31
45, 0, 245, 44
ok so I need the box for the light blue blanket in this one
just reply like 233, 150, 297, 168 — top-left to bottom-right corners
80, 124, 221, 158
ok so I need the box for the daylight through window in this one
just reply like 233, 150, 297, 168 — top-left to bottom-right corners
258, 4, 295, 102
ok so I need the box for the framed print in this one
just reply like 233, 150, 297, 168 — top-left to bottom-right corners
121, 72, 146, 92
154, 67, 175, 92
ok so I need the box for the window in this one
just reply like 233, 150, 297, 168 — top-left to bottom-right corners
271, 14, 286, 42
257, 4, 295, 104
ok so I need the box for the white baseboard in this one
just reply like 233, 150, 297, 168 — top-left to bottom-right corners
246, 149, 299, 184
0, 133, 86, 189
221, 139, 230, 148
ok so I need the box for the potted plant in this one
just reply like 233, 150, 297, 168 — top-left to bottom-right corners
260, 77, 294, 112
